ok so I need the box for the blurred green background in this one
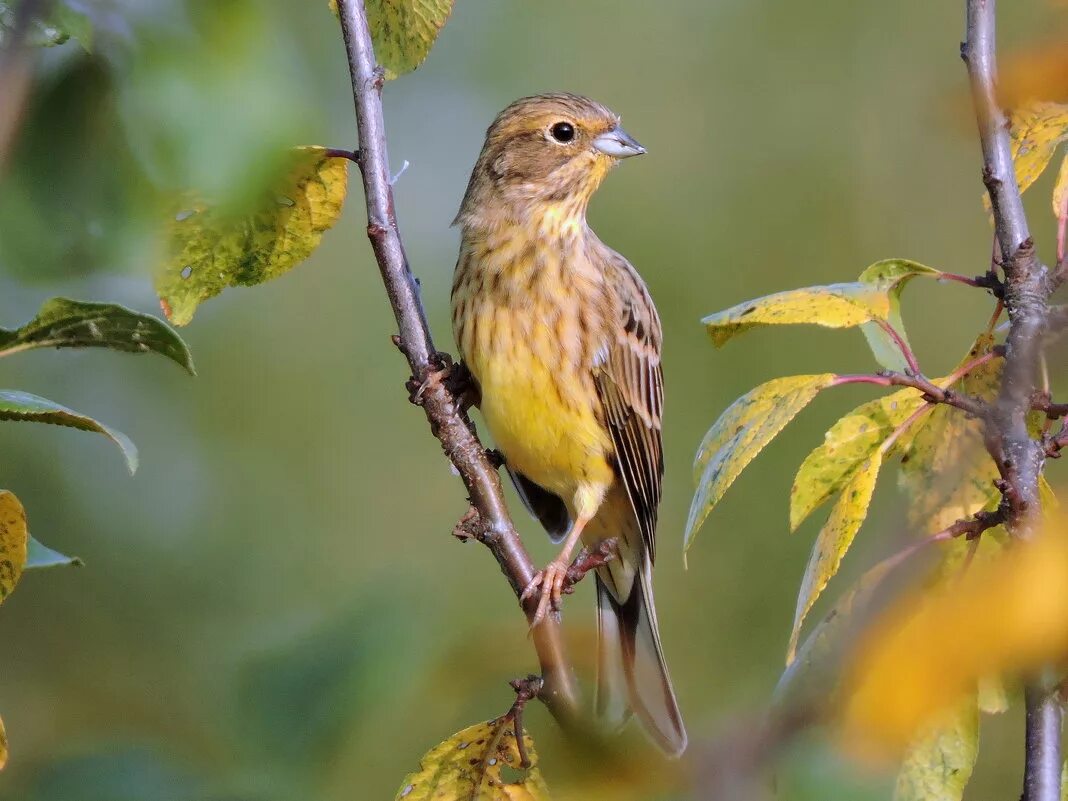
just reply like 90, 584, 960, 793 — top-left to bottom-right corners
1, 0, 1066, 798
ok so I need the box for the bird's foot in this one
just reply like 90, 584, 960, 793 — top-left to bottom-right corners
561, 538, 619, 596
521, 559, 570, 628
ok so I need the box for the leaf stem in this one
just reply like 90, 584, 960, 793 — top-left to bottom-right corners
874, 318, 922, 375
335, 0, 580, 722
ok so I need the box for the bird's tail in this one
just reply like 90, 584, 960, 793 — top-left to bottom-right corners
595, 567, 687, 756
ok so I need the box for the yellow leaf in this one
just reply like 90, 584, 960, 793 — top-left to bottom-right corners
702, 285, 888, 348
0, 490, 28, 605
840, 526, 1068, 757
0, 713, 6, 771
395, 716, 550, 801
686, 374, 836, 551
788, 452, 883, 664
1008, 101, 1068, 196
1053, 153, 1068, 220
791, 388, 927, 532
892, 698, 978, 801
366, 0, 455, 79
157, 147, 349, 326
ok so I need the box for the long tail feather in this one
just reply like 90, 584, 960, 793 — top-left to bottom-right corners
595, 570, 687, 756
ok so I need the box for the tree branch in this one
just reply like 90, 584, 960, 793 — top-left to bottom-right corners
335, 0, 580, 721
961, 2, 1061, 799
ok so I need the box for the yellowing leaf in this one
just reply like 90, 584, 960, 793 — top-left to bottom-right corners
702, 285, 887, 348
841, 527, 1068, 757
1054, 153, 1068, 218
1007, 101, 1068, 196
0, 713, 6, 771
791, 388, 927, 532
366, 0, 455, 79
395, 716, 550, 801
856, 260, 941, 372
0, 491, 28, 605
788, 452, 883, 663
686, 374, 836, 551
892, 699, 978, 801
157, 147, 349, 326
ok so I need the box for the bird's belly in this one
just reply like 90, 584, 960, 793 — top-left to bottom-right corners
472, 322, 613, 503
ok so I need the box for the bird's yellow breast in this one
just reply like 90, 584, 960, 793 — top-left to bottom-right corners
452, 224, 615, 509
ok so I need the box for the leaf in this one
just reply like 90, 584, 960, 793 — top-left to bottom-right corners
26, 535, 82, 569
0, 491, 28, 605
0, 391, 137, 474
788, 452, 884, 664
1054, 153, 1068, 219
0, 298, 194, 374
1007, 101, 1068, 196
856, 260, 942, 372
395, 716, 550, 801
0, 713, 6, 771
685, 374, 836, 551
892, 699, 978, 801
0, 1, 93, 50
840, 524, 1068, 757
365, 0, 455, 80
791, 388, 927, 532
157, 147, 349, 326
702, 285, 886, 348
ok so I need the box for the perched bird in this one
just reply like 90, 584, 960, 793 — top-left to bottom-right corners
451, 93, 687, 755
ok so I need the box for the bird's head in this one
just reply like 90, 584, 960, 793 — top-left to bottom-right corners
455, 92, 645, 229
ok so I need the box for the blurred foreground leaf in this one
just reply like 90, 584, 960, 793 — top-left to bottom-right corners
0, 391, 137, 473
685, 374, 836, 551
893, 699, 978, 801
0, 1, 93, 50
841, 526, 1068, 757
0, 298, 194, 374
26, 536, 81, 570
395, 716, 549, 801
157, 147, 349, 326
0, 491, 28, 604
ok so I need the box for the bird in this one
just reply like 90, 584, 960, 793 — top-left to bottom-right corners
450, 92, 687, 756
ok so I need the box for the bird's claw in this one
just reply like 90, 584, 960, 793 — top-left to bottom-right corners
561, 538, 619, 595
521, 560, 569, 629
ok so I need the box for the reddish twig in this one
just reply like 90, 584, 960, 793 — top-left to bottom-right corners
335, 0, 580, 723
873, 318, 922, 375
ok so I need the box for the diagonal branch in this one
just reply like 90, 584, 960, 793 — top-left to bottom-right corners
961, 2, 1060, 800
334, 0, 580, 721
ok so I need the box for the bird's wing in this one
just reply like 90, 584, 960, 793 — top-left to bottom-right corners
507, 468, 571, 542
593, 253, 664, 563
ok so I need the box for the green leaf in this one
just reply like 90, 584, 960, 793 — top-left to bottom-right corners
0, 1, 92, 50
157, 146, 349, 326
26, 535, 82, 569
0, 490, 28, 605
788, 452, 884, 664
702, 285, 886, 348
0, 390, 137, 473
364, 0, 455, 80
395, 716, 550, 801
892, 698, 979, 801
791, 388, 927, 532
0, 297, 195, 374
857, 260, 942, 372
686, 374, 836, 552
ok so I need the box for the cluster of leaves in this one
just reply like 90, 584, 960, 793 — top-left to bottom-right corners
684, 96, 1068, 800
0, 298, 193, 767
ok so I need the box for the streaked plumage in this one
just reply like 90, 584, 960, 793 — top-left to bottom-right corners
451, 93, 686, 755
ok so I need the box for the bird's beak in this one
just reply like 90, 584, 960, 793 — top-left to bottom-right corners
592, 125, 646, 159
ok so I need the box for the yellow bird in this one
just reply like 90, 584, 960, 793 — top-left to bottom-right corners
451, 93, 686, 755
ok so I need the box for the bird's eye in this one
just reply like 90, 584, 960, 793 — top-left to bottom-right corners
550, 122, 575, 143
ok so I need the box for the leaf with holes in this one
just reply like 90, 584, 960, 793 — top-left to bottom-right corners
0, 391, 137, 473
788, 452, 884, 664
395, 716, 550, 801
0, 491, 28, 606
791, 388, 927, 533
893, 698, 978, 801
157, 146, 349, 326
0, 297, 194, 373
857, 260, 942, 371
686, 374, 836, 551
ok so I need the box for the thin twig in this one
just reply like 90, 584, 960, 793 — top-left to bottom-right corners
962, 1, 1060, 798
831, 370, 989, 418
874, 318, 922, 375
335, 0, 580, 722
